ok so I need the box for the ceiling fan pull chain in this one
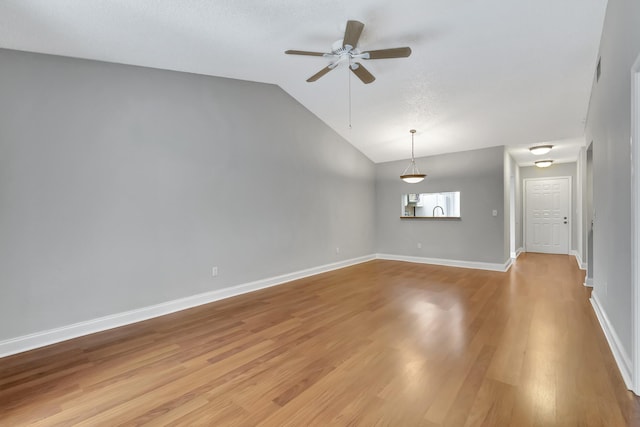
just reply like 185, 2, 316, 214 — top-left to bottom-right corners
348, 65, 352, 129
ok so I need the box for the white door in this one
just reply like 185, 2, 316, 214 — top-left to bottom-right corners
525, 178, 570, 254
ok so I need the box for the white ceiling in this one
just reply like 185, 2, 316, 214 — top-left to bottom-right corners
0, 0, 607, 164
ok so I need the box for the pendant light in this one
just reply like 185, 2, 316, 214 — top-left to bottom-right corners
400, 129, 426, 183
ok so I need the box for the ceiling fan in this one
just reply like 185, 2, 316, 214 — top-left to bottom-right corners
285, 20, 412, 84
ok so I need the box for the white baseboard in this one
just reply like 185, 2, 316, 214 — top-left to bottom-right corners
503, 258, 513, 271
0, 254, 376, 358
584, 277, 594, 287
590, 292, 633, 389
511, 247, 524, 259
570, 250, 587, 270
376, 253, 512, 272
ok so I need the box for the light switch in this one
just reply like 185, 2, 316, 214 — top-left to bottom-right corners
492, 209, 498, 217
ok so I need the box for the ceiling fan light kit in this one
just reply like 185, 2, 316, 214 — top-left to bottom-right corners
400, 130, 426, 183
285, 20, 412, 84
529, 145, 553, 155
535, 160, 554, 168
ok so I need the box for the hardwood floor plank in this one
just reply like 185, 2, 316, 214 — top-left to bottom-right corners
462, 378, 516, 427
442, 344, 497, 426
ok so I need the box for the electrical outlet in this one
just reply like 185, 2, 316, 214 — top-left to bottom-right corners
336, 247, 340, 254
417, 242, 422, 249
212, 267, 218, 277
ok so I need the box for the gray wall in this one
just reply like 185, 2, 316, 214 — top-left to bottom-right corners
0, 49, 375, 341
520, 162, 578, 252
375, 146, 506, 264
584, 0, 640, 361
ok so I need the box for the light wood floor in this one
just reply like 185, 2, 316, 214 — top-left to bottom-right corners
1, 254, 639, 426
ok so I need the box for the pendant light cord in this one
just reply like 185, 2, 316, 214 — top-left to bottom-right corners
411, 132, 415, 160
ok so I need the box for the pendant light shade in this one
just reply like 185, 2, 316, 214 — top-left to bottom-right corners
400, 129, 426, 183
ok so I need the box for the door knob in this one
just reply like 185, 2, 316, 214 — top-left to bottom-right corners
564, 220, 568, 224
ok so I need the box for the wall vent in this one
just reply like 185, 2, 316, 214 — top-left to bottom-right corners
596, 57, 601, 82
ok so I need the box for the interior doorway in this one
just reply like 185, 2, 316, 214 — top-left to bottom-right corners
524, 177, 571, 254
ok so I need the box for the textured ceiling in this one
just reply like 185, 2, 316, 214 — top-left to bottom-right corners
0, 0, 607, 164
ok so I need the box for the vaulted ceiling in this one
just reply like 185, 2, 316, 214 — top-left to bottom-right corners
0, 0, 607, 165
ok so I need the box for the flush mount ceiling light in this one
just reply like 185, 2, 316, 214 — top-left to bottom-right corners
535, 160, 554, 168
400, 129, 426, 183
529, 145, 553, 155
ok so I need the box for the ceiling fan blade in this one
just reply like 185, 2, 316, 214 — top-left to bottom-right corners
343, 20, 364, 49
363, 47, 412, 59
350, 62, 375, 84
306, 66, 334, 82
285, 50, 327, 56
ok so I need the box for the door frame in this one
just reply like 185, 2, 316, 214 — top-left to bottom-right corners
523, 176, 572, 255
510, 175, 516, 258
631, 52, 640, 394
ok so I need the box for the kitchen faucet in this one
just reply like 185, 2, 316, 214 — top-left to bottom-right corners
433, 206, 445, 216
